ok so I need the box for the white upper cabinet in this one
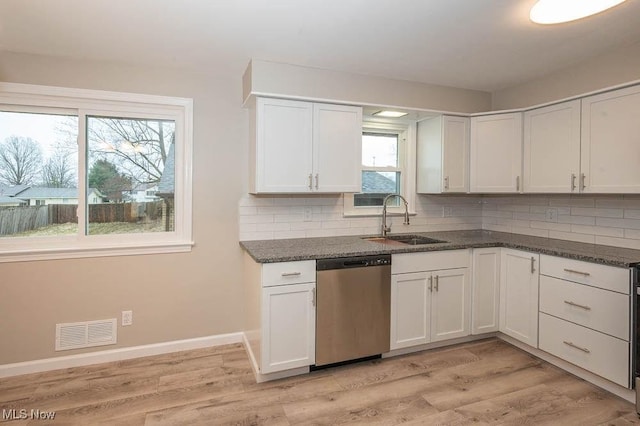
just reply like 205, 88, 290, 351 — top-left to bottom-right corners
417, 115, 470, 193
523, 100, 581, 193
470, 112, 523, 193
251, 97, 362, 194
313, 103, 362, 193
581, 85, 640, 193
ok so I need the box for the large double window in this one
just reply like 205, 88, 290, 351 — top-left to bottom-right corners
0, 83, 193, 261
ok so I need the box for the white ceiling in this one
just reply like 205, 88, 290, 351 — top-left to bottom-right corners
1, 0, 640, 92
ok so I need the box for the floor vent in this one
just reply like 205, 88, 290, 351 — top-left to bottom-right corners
55, 319, 117, 351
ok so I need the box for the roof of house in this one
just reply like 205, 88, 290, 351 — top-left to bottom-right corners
362, 172, 397, 194
0, 184, 29, 197
158, 143, 175, 195
0, 195, 24, 205
16, 187, 102, 199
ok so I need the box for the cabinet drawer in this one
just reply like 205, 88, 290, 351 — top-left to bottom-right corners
262, 260, 316, 287
540, 254, 629, 294
392, 250, 470, 274
539, 313, 629, 387
539, 276, 629, 340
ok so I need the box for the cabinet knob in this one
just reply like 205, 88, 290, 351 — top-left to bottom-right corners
315, 174, 319, 190
571, 173, 576, 192
530, 257, 536, 274
444, 176, 449, 190
580, 173, 586, 191
428, 275, 433, 292
308, 174, 313, 190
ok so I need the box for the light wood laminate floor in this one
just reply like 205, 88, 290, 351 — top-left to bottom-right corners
1, 338, 639, 425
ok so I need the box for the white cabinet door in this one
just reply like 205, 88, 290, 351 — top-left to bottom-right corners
417, 116, 469, 194
470, 113, 523, 193
442, 116, 470, 193
471, 248, 501, 335
261, 283, 315, 373
431, 268, 470, 342
581, 85, 640, 193
524, 100, 581, 193
500, 249, 539, 347
313, 103, 362, 193
390, 272, 430, 350
255, 98, 314, 193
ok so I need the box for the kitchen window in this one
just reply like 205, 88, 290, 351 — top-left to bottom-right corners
0, 82, 193, 261
343, 121, 416, 216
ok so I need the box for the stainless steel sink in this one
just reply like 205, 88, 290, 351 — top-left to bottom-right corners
364, 235, 447, 245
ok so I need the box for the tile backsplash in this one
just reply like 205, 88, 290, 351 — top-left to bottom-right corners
239, 194, 482, 241
239, 193, 640, 250
482, 194, 640, 250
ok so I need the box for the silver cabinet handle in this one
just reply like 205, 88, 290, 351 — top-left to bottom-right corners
312, 287, 316, 307
563, 341, 590, 353
530, 257, 536, 274
315, 174, 319, 190
281, 272, 302, 277
571, 173, 576, 192
580, 173, 586, 191
563, 268, 590, 277
564, 300, 591, 311
428, 275, 433, 292
434, 275, 439, 291
308, 174, 313, 190
444, 176, 449, 190
516, 176, 520, 191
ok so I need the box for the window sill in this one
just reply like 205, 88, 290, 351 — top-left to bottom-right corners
0, 241, 194, 263
342, 210, 417, 218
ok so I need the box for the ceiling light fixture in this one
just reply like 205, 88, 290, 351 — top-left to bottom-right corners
372, 110, 408, 118
530, 0, 627, 24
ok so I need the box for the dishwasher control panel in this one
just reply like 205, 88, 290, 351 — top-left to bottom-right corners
316, 254, 391, 270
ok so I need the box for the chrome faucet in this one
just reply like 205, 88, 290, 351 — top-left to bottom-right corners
381, 194, 410, 237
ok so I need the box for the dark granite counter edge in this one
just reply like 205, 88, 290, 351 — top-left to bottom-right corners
240, 230, 640, 268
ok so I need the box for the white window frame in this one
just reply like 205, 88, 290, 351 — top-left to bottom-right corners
343, 120, 416, 217
0, 82, 193, 262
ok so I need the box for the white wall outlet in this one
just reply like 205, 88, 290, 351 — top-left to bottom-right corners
545, 208, 558, 222
442, 206, 453, 217
121, 310, 133, 326
304, 207, 313, 222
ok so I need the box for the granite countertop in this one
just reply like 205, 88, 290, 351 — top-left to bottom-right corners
240, 230, 640, 268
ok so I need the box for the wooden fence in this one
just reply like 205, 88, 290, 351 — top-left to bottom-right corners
0, 202, 164, 235
0, 206, 48, 235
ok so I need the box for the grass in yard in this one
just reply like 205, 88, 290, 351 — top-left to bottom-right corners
6, 221, 165, 237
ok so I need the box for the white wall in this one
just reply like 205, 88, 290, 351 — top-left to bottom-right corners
0, 51, 247, 364
492, 41, 640, 110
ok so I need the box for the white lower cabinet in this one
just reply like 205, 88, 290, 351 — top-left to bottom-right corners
539, 313, 629, 387
499, 249, 540, 347
261, 283, 316, 374
244, 257, 316, 376
471, 248, 501, 334
390, 251, 470, 350
537, 254, 631, 387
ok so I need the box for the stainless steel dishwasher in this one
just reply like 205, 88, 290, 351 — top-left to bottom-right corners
315, 254, 391, 366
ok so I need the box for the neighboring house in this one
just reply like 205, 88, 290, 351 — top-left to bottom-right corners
12, 187, 105, 206
361, 172, 398, 194
123, 184, 159, 203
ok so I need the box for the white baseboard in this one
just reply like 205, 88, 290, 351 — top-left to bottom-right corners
0, 332, 243, 378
